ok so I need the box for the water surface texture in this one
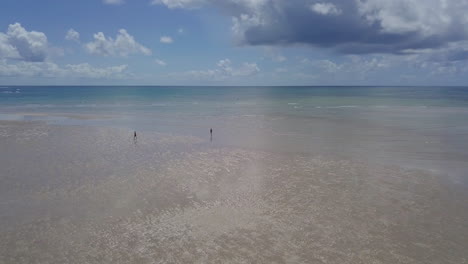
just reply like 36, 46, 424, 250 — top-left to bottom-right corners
1, 86, 467, 263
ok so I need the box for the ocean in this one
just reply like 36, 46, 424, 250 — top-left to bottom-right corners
2, 86, 468, 180
1, 86, 467, 263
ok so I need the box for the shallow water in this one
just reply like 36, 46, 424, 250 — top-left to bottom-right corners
1, 86, 468, 181
1, 86, 468, 263
0, 122, 467, 263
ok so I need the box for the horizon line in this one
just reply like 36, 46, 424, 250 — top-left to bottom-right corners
2, 85, 468, 88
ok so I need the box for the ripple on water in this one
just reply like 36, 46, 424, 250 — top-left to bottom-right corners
0, 122, 467, 264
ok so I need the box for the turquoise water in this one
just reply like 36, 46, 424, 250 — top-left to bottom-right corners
1, 86, 468, 181
2, 86, 468, 108
1, 86, 468, 132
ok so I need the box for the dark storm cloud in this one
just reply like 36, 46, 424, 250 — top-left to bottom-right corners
235, 0, 468, 54
155, 0, 468, 55
445, 49, 468, 61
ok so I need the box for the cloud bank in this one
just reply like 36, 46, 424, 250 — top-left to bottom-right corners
175, 59, 260, 81
0, 60, 129, 79
153, 0, 468, 59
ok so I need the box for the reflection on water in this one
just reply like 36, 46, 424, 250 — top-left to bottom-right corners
1, 86, 468, 263
2, 87, 468, 182
0, 122, 467, 263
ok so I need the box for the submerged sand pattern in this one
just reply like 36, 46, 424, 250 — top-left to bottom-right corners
0, 121, 467, 264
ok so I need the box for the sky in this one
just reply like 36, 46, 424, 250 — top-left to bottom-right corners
1, 0, 468, 86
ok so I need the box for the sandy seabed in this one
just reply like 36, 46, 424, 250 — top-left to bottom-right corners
0, 121, 467, 264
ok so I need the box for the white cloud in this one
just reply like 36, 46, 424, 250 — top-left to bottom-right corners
151, 0, 207, 9
310, 3, 342, 15
216, 58, 259, 77
231, 13, 263, 43
316, 59, 342, 73
0, 59, 128, 79
429, 61, 468, 75
0, 23, 48, 62
356, 0, 458, 36
65, 29, 80, 42
216, 58, 232, 71
400, 42, 468, 75
263, 48, 287, 62
274, 55, 287, 62
153, 0, 468, 59
275, 67, 288, 73
0, 60, 59, 77
300, 58, 311, 64
155, 59, 167, 66
103, 0, 124, 5
160, 36, 173, 44
0, 34, 19, 59
234, 62, 260, 76
178, 28, 185, 34
153, 0, 269, 10
301, 55, 392, 81
171, 59, 259, 81
65, 63, 128, 78
297, 52, 468, 83
85, 29, 152, 57
295, 72, 318, 80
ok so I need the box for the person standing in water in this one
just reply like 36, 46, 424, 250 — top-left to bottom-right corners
210, 128, 213, 142
134, 131, 137, 141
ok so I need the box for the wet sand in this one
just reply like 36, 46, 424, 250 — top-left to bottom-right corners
0, 121, 467, 263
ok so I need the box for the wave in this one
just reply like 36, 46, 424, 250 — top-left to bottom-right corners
325, 105, 358, 109
21, 104, 56, 108
1, 88, 20, 94
314, 105, 358, 109
16, 103, 171, 108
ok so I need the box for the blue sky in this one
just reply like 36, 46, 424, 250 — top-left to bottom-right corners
1, 0, 468, 85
